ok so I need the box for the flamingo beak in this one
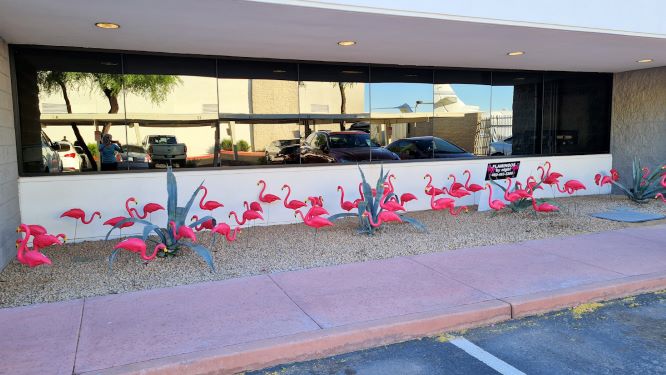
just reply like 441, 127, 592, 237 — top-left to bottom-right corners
16, 227, 20, 232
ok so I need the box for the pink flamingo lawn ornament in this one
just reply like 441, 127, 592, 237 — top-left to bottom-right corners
656, 193, 666, 203
307, 196, 324, 207
211, 223, 241, 243
282, 184, 308, 211
104, 216, 135, 238
199, 186, 224, 211
294, 209, 333, 241
229, 207, 264, 226
248, 201, 263, 213
448, 174, 465, 192
379, 190, 405, 212
384, 175, 418, 207
532, 198, 559, 213
463, 170, 484, 204
362, 210, 403, 227
258, 180, 281, 222
114, 238, 166, 261
557, 179, 586, 215
537, 161, 564, 197
60, 208, 101, 241
305, 202, 329, 218
131, 202, 165, 221
424, 174, 444, 196
485, 183, 506, 212
443, 186, 471, 199
503, 178, 523, 203
429, 188, 467, 216
32, 233, 65, 252
169, 221, 197, 242
191, 215, 214, 232
27, 224, 48, 236
337, 186, 356, 211
16, 225, 52, 267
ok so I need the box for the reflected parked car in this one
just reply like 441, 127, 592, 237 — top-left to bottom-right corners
489, 136, 512, 156
300, 131, 400, 163
29, 131, 62, 173
118, 144, 150, 170
386, 136, 474, 160
56, 141, 83, 172
265, 139, 300, 164
74, 145, 92, 171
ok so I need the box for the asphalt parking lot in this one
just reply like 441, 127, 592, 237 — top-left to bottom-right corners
250, 291, 666, 375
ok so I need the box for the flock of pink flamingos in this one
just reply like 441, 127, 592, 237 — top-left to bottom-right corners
15, 162, 666, 268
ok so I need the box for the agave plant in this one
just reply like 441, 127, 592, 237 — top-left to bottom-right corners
328, 165, 426, 235
105, 167, 216, 271
604, 158, 665, 203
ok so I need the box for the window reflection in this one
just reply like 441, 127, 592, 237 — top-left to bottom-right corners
372, 67, 434, 161
14, 48, 127, 173
298, 64, 374, 164
218, 60, 300, 166
123, 54, 217, 169
434, 70, 490, 157
490, 71, 542, 156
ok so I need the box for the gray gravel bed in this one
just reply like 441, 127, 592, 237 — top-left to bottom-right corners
1, 195, 665, 308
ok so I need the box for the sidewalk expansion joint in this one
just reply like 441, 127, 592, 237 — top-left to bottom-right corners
267, 274, 324, 329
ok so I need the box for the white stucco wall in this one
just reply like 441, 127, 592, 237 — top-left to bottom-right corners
18, 154, 611, 242
0, 38, 20, 270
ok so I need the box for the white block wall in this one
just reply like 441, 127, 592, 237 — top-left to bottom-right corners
0, 38, 20, 270
19, 154, 611, 242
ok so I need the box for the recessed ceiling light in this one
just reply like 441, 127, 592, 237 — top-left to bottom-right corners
272, 69, 287, 73
507, 51, 525, 56
337, 40, 357, 47
637, 58, 653, 63
95, 22, 120, 29
341, 70, 363, 74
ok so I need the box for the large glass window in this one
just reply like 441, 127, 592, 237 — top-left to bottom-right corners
11, 46, 614, 176
371, 67, 434, 161
490, 71, 542, 156
542, 72, 612, 155
298, 63, 370, 164
434, 70, 491, 157
218, 60, 300, 166
13, 48, 127, 173
123, 54, 217, 169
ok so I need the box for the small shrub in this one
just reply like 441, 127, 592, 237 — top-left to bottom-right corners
220, 138, 233, 151
87, 143, 99, 158
237, 140, 250, 152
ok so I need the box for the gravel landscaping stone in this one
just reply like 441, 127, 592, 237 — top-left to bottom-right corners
1, 195, 665, 308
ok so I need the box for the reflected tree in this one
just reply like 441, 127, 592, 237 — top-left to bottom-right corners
38, 72, 182, 170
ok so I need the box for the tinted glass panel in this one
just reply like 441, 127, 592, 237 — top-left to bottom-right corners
491, 71, 542, 156
13, 47, 126, 174
542, 72, 612, 154
370, 67, 433, 161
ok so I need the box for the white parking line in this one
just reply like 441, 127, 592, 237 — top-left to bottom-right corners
449, 337, 526, 375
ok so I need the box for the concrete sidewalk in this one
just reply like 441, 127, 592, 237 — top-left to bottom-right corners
2, 224, 665, 375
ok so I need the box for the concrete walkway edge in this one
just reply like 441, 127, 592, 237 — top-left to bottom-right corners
83, 272, 666, 375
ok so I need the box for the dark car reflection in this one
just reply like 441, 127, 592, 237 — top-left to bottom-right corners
118, 144, 150, 170
265, 139, 301, 164
385, 136, 474, 160
300, 131, 400, 163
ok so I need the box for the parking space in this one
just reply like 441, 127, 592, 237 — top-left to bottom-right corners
250, 292, 666, 375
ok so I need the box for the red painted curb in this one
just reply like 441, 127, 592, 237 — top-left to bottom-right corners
80, 300, 510, 375
505, 271, 666, 318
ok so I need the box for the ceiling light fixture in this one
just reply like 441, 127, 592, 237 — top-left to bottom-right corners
507, 51, 525, 56
337, 40, 357, 46
95, 22, 120, 29
636, 58, 653, 63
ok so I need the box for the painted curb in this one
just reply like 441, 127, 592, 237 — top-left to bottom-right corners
79, 300, 510, 375
505, 270, 666, 318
